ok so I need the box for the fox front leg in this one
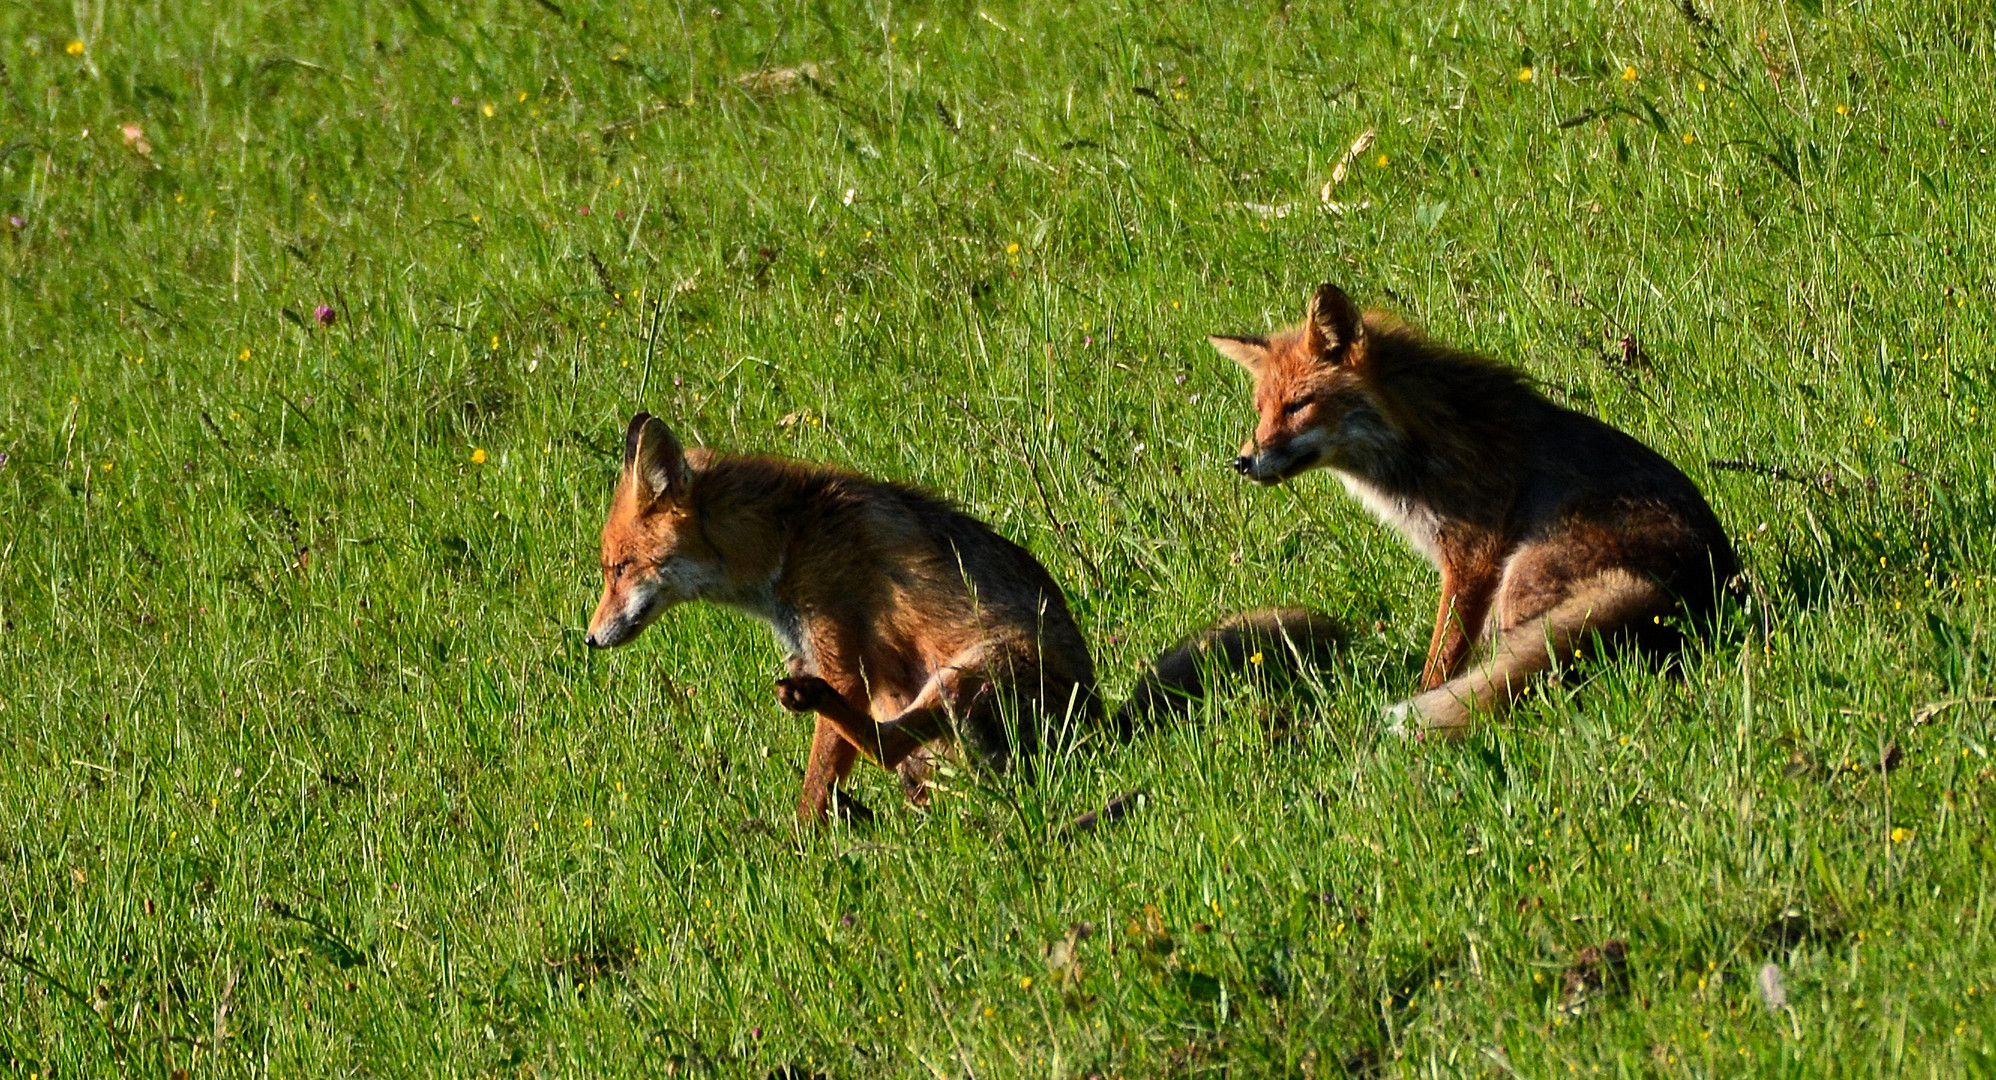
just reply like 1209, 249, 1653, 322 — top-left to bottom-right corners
796, 716, 863, 822
1421, 556, 1501, 689
780, 658, 875, 823
776, 675, 947, 809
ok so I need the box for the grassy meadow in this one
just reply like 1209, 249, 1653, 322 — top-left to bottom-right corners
4, 0, 1996, 1074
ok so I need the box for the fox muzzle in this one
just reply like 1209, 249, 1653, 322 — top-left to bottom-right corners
1234, 445, 1318, 485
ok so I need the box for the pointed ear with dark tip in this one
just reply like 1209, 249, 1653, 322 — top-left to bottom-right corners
1303, 283, 1363, 362
1209, 335, 1270, 370
622, 411, 654, 469
627, 415, 688, 503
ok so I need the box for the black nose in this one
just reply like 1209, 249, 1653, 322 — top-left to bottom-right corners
1232, 455, 1255, 476
584, 632, 604, 649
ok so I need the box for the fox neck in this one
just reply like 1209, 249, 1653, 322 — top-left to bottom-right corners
683, 512, 793, 623
674, 461, 813, 658
1317, 368, 1512, 563
1315, 415, 1446, 564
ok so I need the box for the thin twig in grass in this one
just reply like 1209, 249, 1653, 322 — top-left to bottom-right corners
797, 70, 883, 132
1910, 697, 1996, 727
276, 390, 317, 431
1709, 457, 1808, 484
1021, 449, 1104, 591
1130, 84, 1230, 180
1055, 788, 1145, 842
198, 410, 232, 450
586, 250, 622, 307
128, 294, 182, 328
1557, 106, 1612, 129
212, 966, 239, 1055
638, 290, 668, 403
927, 981, 981, 1080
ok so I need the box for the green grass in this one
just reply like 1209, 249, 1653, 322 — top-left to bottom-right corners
4, 0, 1996, 1074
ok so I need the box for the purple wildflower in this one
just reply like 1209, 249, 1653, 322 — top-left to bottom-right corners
314, 304, 337, 326
451, 96, 462, 106
579, 205, 591, 216
7, 217, 21, 229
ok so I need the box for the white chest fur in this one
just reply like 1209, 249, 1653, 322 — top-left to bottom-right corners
1336, 471, 1442, 566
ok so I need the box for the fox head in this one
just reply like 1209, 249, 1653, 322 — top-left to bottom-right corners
584, 413, 720, 649
1214, 283, 1396, 485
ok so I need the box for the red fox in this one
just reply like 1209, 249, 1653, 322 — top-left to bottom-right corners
586, 413, 1339, 821
1213, 284, 1738, 736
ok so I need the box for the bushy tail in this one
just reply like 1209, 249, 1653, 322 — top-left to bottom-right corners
1393, 569, 1674, 737
1111, 607, 1345, 738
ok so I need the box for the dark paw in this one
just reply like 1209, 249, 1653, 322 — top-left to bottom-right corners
828, 787, 876, 826
775, 675, 837, 713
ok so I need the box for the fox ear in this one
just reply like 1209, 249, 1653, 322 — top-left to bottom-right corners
1209, 335, 1270, 370
622, 412, 654, 470
625, 413, 688, 503
1304, 283, 1363, 362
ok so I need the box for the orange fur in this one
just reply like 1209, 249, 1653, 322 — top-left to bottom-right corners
587, 414, 1100, 822
1217, 284, 1739, 736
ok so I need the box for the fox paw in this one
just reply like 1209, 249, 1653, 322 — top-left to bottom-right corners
775, 675, 838, 713
1382, 699, 1422, 739
827, 787, 877, 825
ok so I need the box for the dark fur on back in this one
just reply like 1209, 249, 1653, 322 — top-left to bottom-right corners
694, 454, 1101, 761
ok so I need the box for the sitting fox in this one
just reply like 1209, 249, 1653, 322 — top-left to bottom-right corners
587, 413, 1337, 821
1213, 284, 1738, 736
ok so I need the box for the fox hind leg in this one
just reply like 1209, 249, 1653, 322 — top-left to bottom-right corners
1389, 569, 1675, 739
779, 645, 1001, 774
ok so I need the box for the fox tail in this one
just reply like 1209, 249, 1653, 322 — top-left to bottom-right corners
1111, 607, 1345, 738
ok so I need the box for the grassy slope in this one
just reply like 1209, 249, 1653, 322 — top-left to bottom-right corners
3, 0, 1995, 1075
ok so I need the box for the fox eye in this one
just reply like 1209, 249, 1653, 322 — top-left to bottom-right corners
1280, 400, 1309, 418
